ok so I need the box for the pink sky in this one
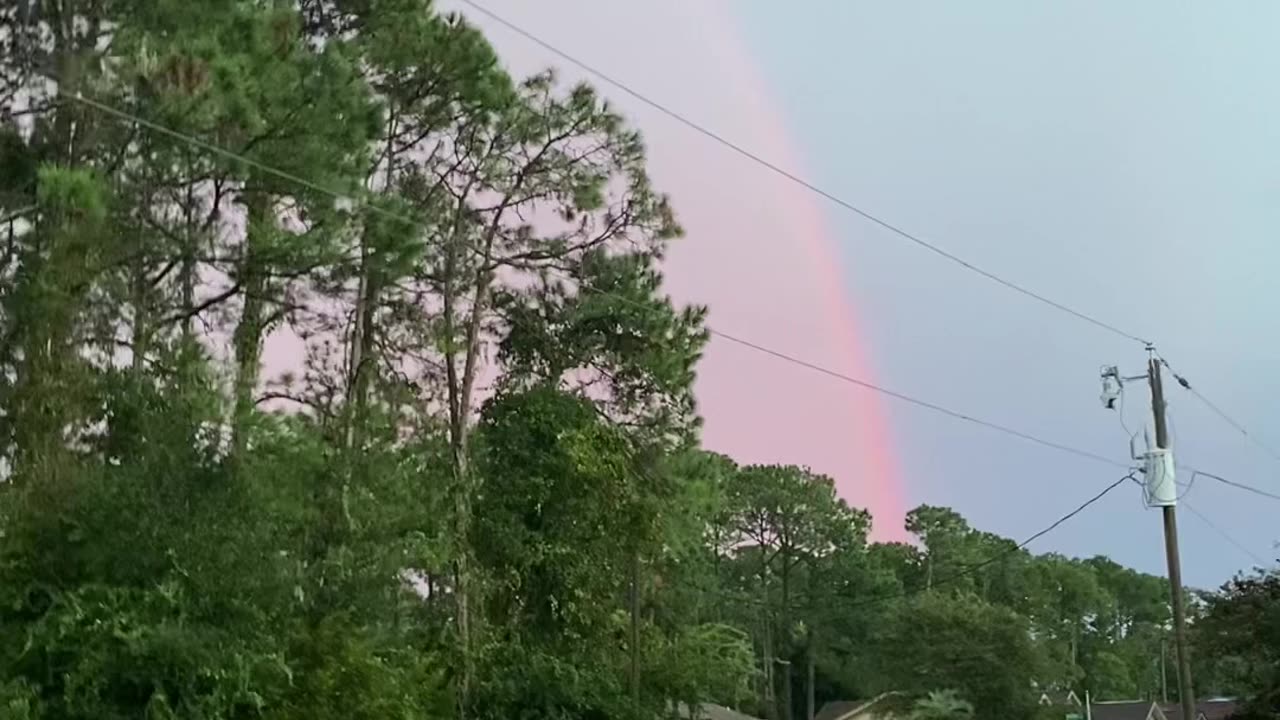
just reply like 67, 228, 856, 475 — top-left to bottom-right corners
451, 0, 909, 537
259, 0, 909, 538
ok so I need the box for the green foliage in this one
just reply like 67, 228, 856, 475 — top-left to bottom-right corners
648, 623, 757, 710
0, 127, 40, 204
35, 166, 109, 222
0, 1, 1204, 719
1082, 651, 1136, 700
474, 385, 636, 637
868, 593, 1047, 720
911, 690, 975, 720
499, 249, 709, 443
0, 360, 450, 718
264, 616, 450, 720
1195, 569, 1280, 717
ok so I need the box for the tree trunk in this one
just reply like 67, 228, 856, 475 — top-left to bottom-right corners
9, 249, 69, 486
445, 203, 500, 719
630, 550, 641, 711
806, 636, 816, 720
7, 4, 81, 485
440, 225, 471, 717
760, 555, 776, 720
762, 607, 776, 720
448, 287, 487, 716
450, 436, 472, 719
348, 264, 377, 412
180, 169, 197, 342
346, 111, 395, 453
129, 240, 150, 373
340, 239, 378, 532
781, 555, 794, 720
230, 193, 271, 468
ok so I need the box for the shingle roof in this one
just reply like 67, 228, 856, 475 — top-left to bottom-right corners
815, 701, 864, 720
1039, 690, 1084, 707
680, 704, 762, 720
1089, 700, 1159, 720
1086, 698, 1240, 720
813, 694, 903, 720
1161, 700, 1239, 720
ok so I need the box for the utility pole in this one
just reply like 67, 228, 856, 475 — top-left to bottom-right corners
1160, 636, 1168, 704
1148, 356, 1196, 720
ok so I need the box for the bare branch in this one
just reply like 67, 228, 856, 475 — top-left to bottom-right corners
159, 281, 242, 327
255, 391, 332, 416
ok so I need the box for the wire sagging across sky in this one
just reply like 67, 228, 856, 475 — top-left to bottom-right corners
720, 472, 1135, 614
1160, 355, 1280, 479
1183, 502, 1270, 568
1187, 468, 1280, 504
49, 58, 1273, 595
458, 0, 1152, 348
457, 2, 1280, 580
67, 54, 1280, 588
837, 473, 1135, 610
59, 87, 1134, 477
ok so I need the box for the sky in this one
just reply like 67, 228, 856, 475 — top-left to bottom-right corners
443, 0, 1280, 589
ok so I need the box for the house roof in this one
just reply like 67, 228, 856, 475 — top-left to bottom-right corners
1089, 699, 1240, 720
1040, 690, 1084, 707
814, 693, 902, 720
680, 704, 762, 720
815, 702, 864, 720
1091, 701, 1162, 720
1161, 700, 1239, 720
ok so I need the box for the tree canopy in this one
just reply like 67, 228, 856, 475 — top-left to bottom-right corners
0, 2, 1261, 720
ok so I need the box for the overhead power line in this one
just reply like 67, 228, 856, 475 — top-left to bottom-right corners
708, 328, 1128, 469
467, 1, 1280, 536
1182, 502, 1270, 567
64, 91, 411, 230
1159, 355, 1280, 471
716, 473, 1133, 613
61, 16, 1278, 501
470, 7, 1280, 591
457, 0, 1152, 348
838, 473, 1133, 610
1187, 468, 1280, 504
1125, 465, 1270, 569
62, 88, 1133, 476
38, 32, 1264, 606
1131, 455, 1273, 571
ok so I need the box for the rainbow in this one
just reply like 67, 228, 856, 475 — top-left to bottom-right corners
461, 0, 910, 539
656, 2, 908, 539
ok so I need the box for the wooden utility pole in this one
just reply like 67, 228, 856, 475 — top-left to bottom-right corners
1160, 636, 1168, 704
1148, 356, 1195, 720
